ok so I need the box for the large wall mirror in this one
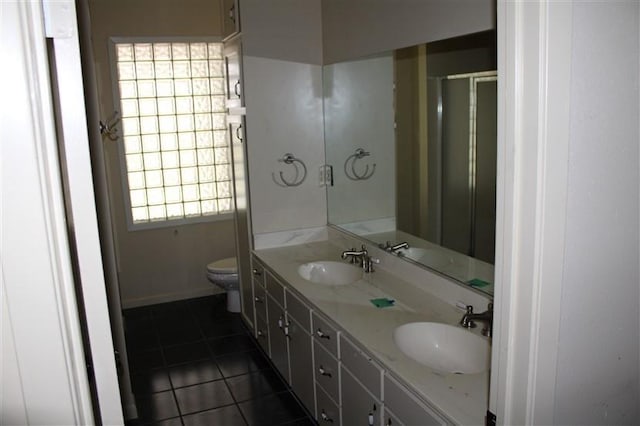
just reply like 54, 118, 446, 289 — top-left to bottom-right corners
324, 30, 497, 296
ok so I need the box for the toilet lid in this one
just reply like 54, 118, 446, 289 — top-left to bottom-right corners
207, 257, 237, 274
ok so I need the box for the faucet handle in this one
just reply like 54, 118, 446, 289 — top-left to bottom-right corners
460, 305, 477, 329
364, 256, 380, 273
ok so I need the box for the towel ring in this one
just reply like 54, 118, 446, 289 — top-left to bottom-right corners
272, 153, 307, 187
344, 148, 376, 181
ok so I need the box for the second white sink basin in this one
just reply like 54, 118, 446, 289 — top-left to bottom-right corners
393, 322, 490, 374
297, 261, 362, 286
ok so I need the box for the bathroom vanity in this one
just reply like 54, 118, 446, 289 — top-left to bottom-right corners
244, 230, 491, 425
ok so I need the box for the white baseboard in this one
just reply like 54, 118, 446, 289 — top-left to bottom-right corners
121, 287, 224, 309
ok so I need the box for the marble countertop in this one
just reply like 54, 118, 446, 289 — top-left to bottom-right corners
254, 238, 490, 425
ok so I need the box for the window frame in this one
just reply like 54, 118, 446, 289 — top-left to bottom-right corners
108, 36, 233, 231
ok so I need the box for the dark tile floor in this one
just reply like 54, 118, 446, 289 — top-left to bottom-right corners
124, 294, 316, 426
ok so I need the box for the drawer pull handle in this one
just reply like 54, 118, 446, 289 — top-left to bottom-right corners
234, 80, 241, 97
278, 316, 284, 329
252, 268, 262, 276
386, 418, 393, 426
321, 410, 333, 423
368, 413, 374, 426
318, 365, 332, 377
316, 328, 330, 339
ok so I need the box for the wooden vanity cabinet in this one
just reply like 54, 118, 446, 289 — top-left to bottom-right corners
252, 267, 316, 415
246, 255, 454, 425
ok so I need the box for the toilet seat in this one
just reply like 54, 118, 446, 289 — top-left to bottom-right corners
206, 257, 237, 274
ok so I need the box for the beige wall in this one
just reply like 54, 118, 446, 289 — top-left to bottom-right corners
241, 0, 323, 64
88, 0, 237, 307
321, 0, 495, 64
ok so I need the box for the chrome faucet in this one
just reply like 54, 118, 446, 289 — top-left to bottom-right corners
341, 245, 379, 273
341, 246, 368, 263
378, 241, 409, 253
460, 303, 493, 337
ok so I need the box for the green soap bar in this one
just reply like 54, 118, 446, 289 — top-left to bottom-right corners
370, 298, 395, 308
468, 278, 490, 287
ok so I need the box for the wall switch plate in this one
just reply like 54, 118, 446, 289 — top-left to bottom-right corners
319, 165, 333, 187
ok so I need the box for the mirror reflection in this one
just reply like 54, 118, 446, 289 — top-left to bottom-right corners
324, 31, 497, 295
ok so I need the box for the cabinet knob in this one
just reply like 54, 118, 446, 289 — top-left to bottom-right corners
257, 330, 265, 338
254, 296, 263, 303
316, 328, 330, 339
320, 410, 334, 423
252, 268, 262, 276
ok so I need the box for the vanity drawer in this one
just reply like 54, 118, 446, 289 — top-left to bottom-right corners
314, 341, 340, 403
383, 374, 447, 426
286, 290, 311, 332
253, 284, 267, 321
254, 314, 269, 355
251, 257, 265, 287
316, 381, 341, 426
265, 271, 285, 308
340, 335, 383, 399
312, 311, 339, 357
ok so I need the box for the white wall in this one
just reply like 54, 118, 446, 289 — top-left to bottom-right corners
243, 56, 327, 235
554, 2, 639, 423
324, 53, 395, 225
240, 0, 327, 238
241, 0, 323, 64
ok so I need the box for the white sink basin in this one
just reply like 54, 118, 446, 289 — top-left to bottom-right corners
297, 261, 362, 286
393, 322, 490, 374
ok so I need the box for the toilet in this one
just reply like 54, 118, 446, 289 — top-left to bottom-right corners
206, 257, 240, 313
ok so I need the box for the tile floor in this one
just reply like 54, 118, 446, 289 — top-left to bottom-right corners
123, 294, 316, 426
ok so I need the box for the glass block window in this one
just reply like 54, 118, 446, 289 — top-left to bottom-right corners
114, 41, 232, 225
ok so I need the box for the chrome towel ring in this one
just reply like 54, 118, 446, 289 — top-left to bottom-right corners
344, 148, 376, 181
272, 153, 307, 187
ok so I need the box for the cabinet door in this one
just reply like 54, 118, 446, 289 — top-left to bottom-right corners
231, 115, 253, 328
266, 294, 290, 383
223, 37, 243, 111
383, 408, 404, 426
221, 0, 240, 40
287, 317, 314, 416
341, 366, 381, 426
383, 375, 446, 426
316, 382, 340, 426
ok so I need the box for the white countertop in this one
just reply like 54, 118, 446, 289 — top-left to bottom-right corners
254, 238, 490, 425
